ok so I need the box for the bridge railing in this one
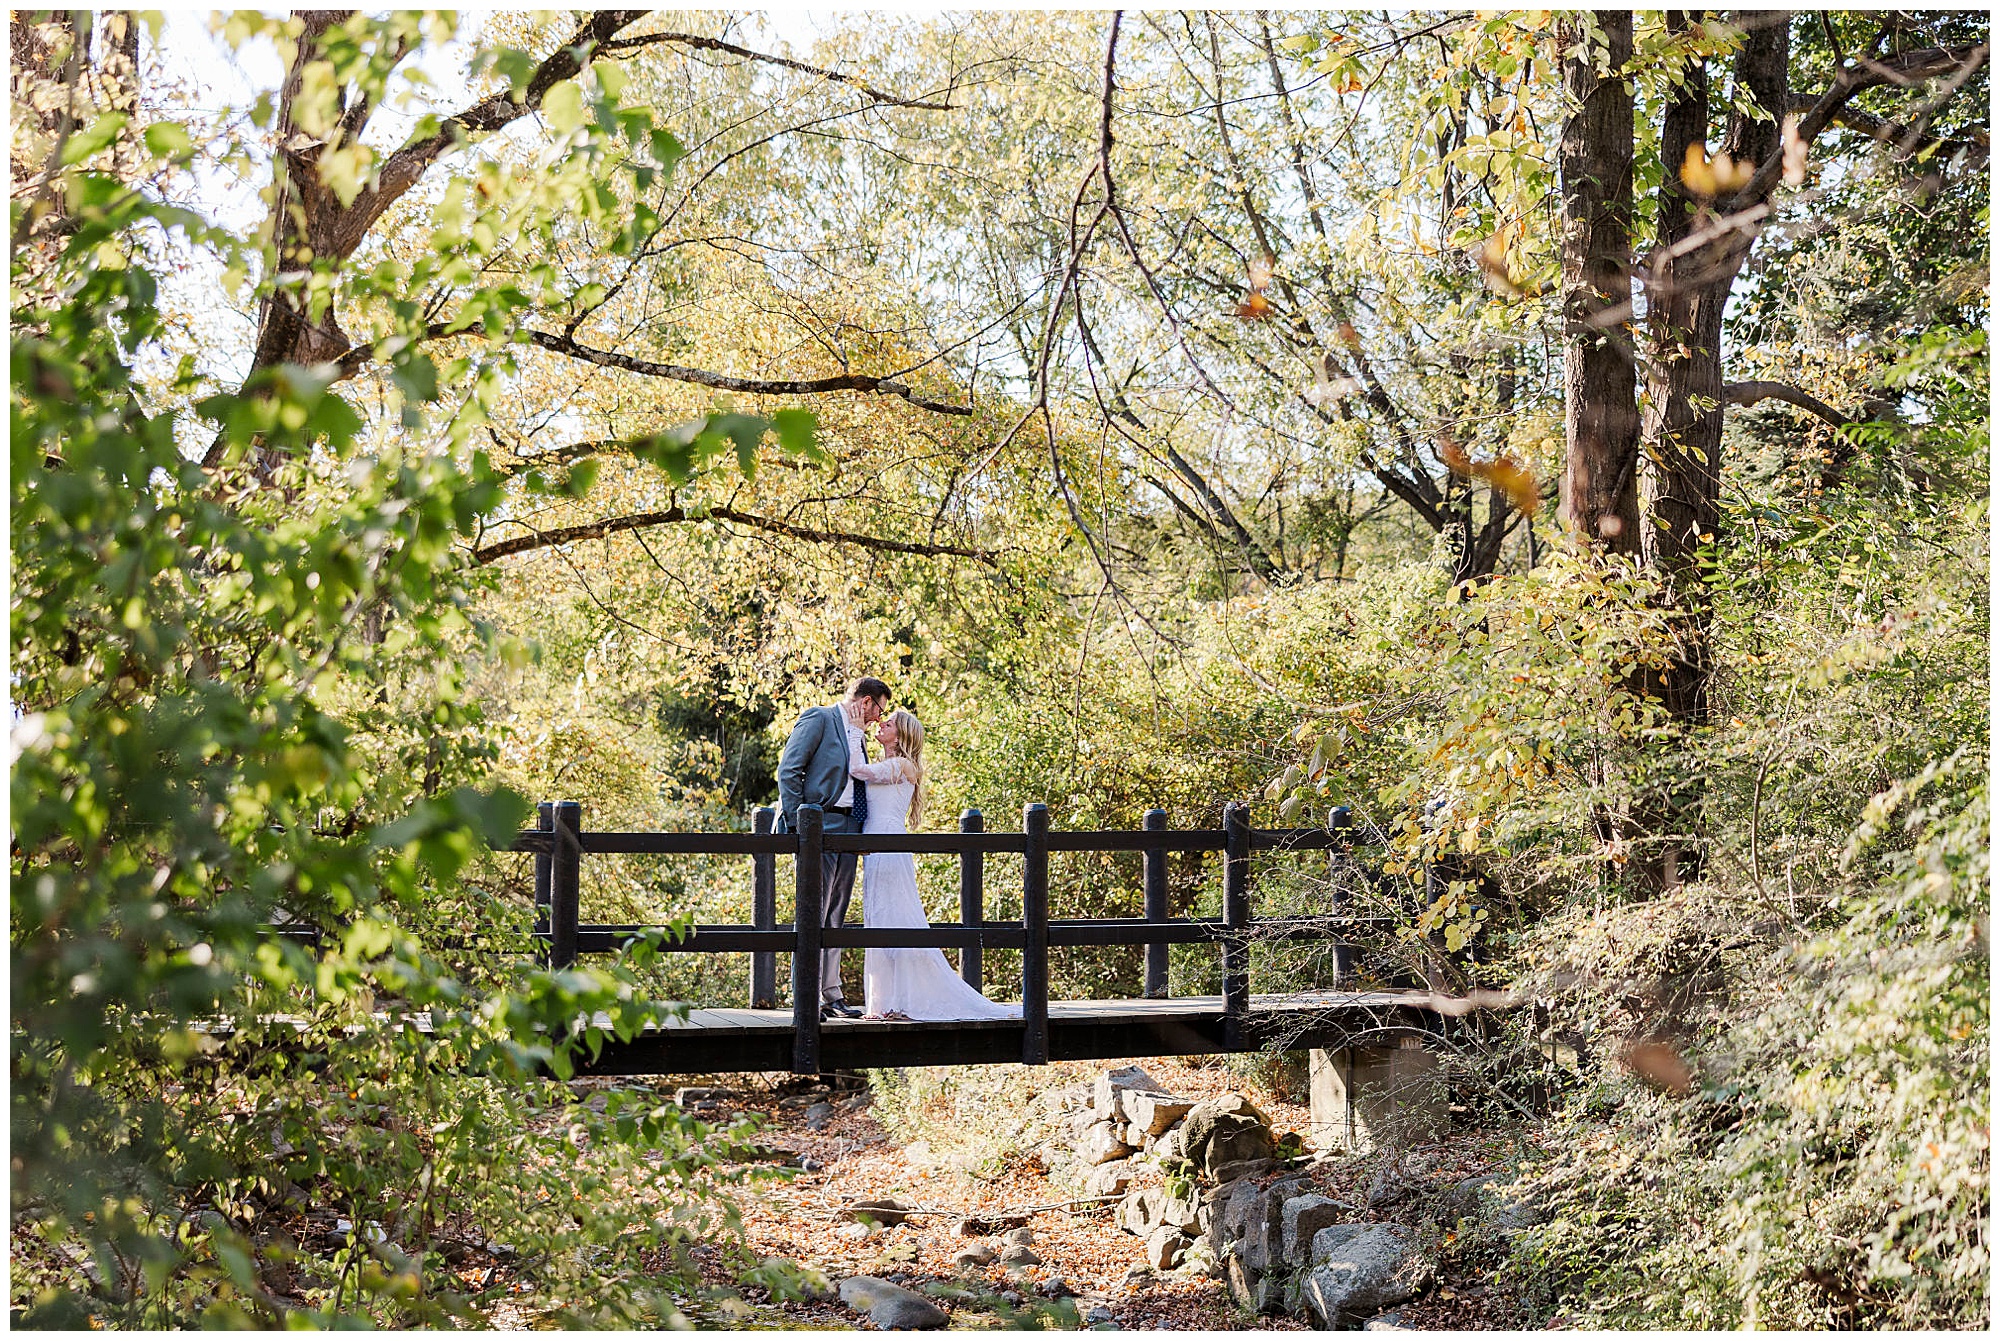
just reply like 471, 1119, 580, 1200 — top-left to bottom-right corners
509, 799, 1367, 1072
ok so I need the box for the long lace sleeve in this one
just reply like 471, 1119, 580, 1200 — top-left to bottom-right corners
848, 728, 912, 785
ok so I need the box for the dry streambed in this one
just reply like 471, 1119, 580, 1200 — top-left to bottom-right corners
656, 1056, 1532, 1330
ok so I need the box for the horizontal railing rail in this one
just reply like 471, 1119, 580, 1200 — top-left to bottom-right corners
508, 799, 1365, 1073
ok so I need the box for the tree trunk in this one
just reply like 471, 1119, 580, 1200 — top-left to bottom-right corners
1557, 11, 1642, 555
1640, 12, 1789, 602
1632, 11, 1790, 889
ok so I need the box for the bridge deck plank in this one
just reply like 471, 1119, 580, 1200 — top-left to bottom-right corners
599, 989, 1425, 1034
567, 989, 1445, 1075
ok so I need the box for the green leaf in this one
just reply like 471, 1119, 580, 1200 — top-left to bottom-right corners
60, 113, 128, 166
142, 122, 193, 159
770, 408, 822, 461
542, 80, 584, 133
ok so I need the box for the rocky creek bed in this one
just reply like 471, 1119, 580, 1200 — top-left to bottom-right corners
641, 1054, 1541, 1330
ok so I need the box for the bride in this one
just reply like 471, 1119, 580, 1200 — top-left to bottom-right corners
843, 705, 1019, 1022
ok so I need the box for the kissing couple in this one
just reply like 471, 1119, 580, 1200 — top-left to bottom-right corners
775, 677, 1019, 1024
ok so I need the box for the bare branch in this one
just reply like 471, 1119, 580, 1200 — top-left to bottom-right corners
470, 504, 998, 567
1785, 78, 1991, 169
1721, 380, 1851, 429
497, 327, 973, 416
1725, 42, 1990, 211
599, 30, 960, 111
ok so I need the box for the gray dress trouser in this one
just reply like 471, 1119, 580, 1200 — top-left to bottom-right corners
819, 809, 862, 1003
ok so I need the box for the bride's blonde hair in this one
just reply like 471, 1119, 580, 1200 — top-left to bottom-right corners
887, 708, 926, 829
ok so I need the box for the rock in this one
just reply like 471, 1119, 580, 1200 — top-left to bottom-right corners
1038, 1276, 1072, 1298
1118, 1186, 1199, 1237
837, 1221, 882, 1242
871, 1294, 950, 1330
1252, 1273, 1287, 1316
1153, 1126, 1185, 1162
1095, 1065, 1164, 1115
1002, 1226, 1035, 1246
998, 1244, 1042, 1267
1449, 1172, 1544, 1230
674, 1086, 723, 1106
1209, 1157, 1276, 1186
1079, 1120, 1136, 1166
1364, 1312, 1413, 1331
1225, 1252, 1257, 1310
1084, 1304, 1115, 1324
1144, 1227, 1188, 1270
1282, 1194, 1351, 1261
1179, 1093, 1274, 1183
1301, 1224, 1422, 1327
953, 1244, 996, 1268
1367, 1164, 1408, 1207
805, 1102, 835, 1131
1086, 1159, 1135, 1198
840, 1197, 915, 1227
1000, 1290, 1023, 1306
837, 1275, 909, 1310
1246, 1178, 1306, 1272
1122, 1091, 1196, 1135
1202, 1179, 1262, 1259
956, 1212, 1028, 1237
1123, 1262, 1155, 1283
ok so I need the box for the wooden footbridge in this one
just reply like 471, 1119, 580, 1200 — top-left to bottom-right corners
513, 800, 1457, 1077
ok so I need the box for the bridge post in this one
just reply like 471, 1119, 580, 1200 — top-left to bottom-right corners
1021, 802, 1050, 1066
1327, 806, 1356, 986
959, 809, 984, 991
750, 806, 777, 1009
792, 805, 823, 1075
1143, 808, 1170, 998
1223, 800, 1250, 1050
550, 801, 583, 971
533, 801, 555, 966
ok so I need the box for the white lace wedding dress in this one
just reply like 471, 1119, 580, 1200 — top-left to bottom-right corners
849, 744, 1019, 1021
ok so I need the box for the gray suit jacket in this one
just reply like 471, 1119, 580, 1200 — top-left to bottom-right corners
776, 704, 853, 833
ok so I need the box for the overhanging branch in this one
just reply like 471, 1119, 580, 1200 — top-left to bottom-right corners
504, 327, 974, 416
1721, 381, 1851, 429
600, 30, 959, 110
470, 505, 998, 566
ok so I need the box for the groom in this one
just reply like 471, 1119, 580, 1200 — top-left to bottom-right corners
776, 676, 891, 1020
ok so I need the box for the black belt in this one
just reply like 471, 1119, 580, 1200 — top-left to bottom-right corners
826, 805, 853, 815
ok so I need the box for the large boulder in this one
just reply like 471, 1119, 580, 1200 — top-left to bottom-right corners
1179, 1093, 1274, 1183
1205, 1175, 1303, 1278
1300, 1225, 1424, 1327
838, 1276, 950, 1329
1282, 1194, 1350, 1261
1121, 1090, 1196, 1135
1204, 1179, 1265, 1259
872, 1295, 950, 1330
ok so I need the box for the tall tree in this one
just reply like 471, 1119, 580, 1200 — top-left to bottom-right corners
1553, 10, 1988, 887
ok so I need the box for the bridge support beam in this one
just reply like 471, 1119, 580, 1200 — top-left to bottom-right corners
1308, 1039, 1446, 1152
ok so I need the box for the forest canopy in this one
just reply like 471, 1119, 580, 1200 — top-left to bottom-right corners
10, 8, 1988, 1329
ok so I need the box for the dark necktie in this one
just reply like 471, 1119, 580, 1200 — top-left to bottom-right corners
852, 777, 869, 825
